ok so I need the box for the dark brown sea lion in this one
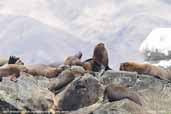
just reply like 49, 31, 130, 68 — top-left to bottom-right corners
83, 43, 111, 72
64, 52, 83, 66
120, 61, 171, 81
103, 84, 142, 106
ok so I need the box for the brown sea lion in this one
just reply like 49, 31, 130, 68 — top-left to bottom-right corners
120, 61, 171, 81
64, 52, 83, 66
48, 67, 84, 94
0, 64, 66, 81
25, 64, 65, 78
103, 84, 142, 106
83, 43, 111, 72
0, 64, 28, 81
0, 56, 25, 81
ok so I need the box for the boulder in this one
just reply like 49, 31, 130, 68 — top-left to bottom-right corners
55, 74, 104, 111
0, 72, 55, 111
68, 71, 171, 114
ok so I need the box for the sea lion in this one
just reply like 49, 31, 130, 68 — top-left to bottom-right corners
83, 58, 102, 72
120, 61, 171, 81
103, 84, 142, 106
0, 63, 66, 81
0, 64, 28, 81
49, 66, 85, 94
83, 43, 111, 72
64, 52, 83, 66
25, 64, 65, 78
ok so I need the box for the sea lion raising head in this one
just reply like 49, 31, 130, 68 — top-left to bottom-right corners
103, 84, 142, 106
93, 43, 108, 67
120, 61, 171, 81
83, 43, 111, 72
64, 51, 83, 66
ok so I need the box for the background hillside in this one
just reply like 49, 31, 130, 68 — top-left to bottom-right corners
0, 0, 171, 69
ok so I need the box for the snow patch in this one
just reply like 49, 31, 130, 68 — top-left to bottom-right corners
140, 28, 171, 56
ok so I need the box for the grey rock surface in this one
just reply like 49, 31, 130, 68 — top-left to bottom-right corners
56, 74, 103, 111
0, 67, 171, 114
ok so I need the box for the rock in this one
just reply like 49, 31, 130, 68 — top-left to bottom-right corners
68, 100, 147, 114
55, 74, 104, 111
90, 100, 146, 114
0, 67, 171, 114
0, 72, 56, 111
0, 100, 20, 114
68, 103, 102, 114
100, 70, 138, 87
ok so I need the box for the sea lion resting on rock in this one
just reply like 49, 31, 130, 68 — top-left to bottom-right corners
0, 64, 66, 81
64, 51, 83, 66
120, 61, 171, 81
49, 66, 85, 94
25, 64, 66, 78
83, 43, 111, 72
103, 84, 142, 106
0, 56, 25, 81
0, 64, 28, 81
0, 54, 84, 81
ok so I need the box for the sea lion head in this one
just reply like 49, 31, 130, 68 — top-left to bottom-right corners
15, 59, 24, 65
64, 52, 83, 66
74, 51, 82, 59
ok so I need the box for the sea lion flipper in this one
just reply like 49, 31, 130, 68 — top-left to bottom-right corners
105, 65, 112, 70
9, 74, 18, 82
127, 92, 142, 106
8, 56, 19, 64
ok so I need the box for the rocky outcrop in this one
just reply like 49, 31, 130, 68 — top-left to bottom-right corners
69, 70, 171, 114
55, 74, 103, 111
0, 72, 55, 112
0, 66, 171, 114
